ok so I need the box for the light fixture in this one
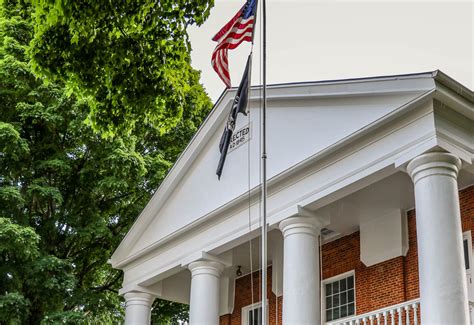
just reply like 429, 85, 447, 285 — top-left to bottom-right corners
236, 265, 242, 277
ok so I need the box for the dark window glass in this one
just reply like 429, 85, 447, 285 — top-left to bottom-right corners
341, 305, 348, 317
326, 283, 332, 295
326, 309, 333, 321
340, 278, 347, 291
333, 281, 339, 293
347, 276, 354, 289
249, 307, 262, 325
348, 303, 355, 314
326, 296, 332, 308
464, 239, 470, 270
348, 289, 354, 302
341, 291, 347, 305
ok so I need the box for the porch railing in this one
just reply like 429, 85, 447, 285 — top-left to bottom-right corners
326, 299, 420, 325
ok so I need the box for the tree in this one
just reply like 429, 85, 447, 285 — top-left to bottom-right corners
0, 0, 212, 322
0, 218, 39, 323
29, 0, 214, 136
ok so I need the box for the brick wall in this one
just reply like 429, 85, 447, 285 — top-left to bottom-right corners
219, 185, 474, 324
219, 266, 282, 325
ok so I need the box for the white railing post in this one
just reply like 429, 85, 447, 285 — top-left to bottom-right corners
412, 302, 418, 325
405, 305, 410, 325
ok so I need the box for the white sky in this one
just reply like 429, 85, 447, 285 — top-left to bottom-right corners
188, 0, 473, 102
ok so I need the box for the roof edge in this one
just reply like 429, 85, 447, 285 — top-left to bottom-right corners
432, 70, 474, 103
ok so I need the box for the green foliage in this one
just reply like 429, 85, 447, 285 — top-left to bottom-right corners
40, 311, 86, 325
0, 292, 31, 324
0, 0, 212, 323
0, 218, 39, 261
0, 218, 38, 324
0, 122, 29, 161
152, 299, 190, 324
29, 0, 214, 136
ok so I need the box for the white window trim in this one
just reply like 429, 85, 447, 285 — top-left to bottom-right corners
241, 300, 269, 325
463, 231, 473, 301
321, 270, 356, 323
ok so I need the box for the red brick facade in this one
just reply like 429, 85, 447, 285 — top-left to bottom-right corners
219, 267, 282, 325
220, 185, 474, 324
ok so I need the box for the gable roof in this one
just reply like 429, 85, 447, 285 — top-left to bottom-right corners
110, 70, 473, 269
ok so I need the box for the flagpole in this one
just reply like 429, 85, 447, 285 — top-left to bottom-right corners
261, 0, 268, 324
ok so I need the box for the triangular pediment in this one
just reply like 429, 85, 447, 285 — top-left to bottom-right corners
111, 72, 461, 267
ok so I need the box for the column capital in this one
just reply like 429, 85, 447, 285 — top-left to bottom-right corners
406, 152, 462, 185
123, 291, 155, 306
279, 215, 327, 238
188, 260, 225, 278
123, 291, 155, 324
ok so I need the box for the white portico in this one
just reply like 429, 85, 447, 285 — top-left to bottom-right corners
110, 71, 474, 325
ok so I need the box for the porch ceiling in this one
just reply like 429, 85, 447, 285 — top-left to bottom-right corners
319, 169, 474, 241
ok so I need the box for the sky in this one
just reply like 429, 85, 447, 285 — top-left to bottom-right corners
188, 0, 473, 102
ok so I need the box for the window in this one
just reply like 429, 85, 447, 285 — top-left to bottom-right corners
248, 307, 261, 325
324, 272, 355, 322
463, 231, 473, 301
242, 302, 267, 325
463, 232, 471, 271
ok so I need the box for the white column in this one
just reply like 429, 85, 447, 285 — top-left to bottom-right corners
407, 152, 469, 324
279, 216, 322, 325
124, 291, 155, 325
188, 260, 224, 325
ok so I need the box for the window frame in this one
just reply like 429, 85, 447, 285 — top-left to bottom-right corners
321, 270, 356, 322
241, 301, 269, 325
463, 230, 473, 301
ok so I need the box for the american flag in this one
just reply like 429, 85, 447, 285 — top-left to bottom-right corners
211, 0, 257, 88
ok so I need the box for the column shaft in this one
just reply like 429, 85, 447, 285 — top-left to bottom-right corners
188, 260, 224, 325
280, 216, 321, 325
407, 152, 469, 323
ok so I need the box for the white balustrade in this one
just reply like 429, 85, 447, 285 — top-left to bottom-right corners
326, 299, 420, 325
182, 299, 471, 325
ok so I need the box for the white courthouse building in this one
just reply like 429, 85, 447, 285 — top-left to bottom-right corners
111, 71, 474, 325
